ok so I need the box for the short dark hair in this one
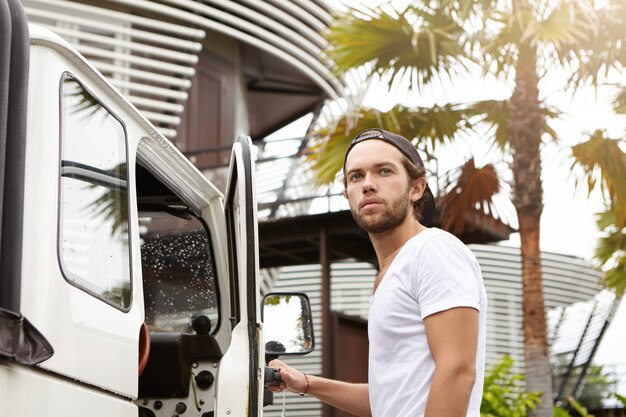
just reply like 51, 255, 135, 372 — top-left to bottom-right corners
401, 156, 429, 221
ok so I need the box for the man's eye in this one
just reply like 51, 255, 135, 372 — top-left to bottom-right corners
380, 168, 391, 174
350, 173, 362, 181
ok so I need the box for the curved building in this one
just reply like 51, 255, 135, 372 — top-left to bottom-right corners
23, 0, 348, 156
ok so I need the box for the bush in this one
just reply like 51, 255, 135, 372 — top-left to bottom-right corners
481, 356, 542, 417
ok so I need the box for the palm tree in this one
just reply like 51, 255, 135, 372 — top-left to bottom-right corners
307, 2, 626, 416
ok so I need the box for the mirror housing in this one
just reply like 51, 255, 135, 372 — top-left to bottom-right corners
262, 292, 314, 356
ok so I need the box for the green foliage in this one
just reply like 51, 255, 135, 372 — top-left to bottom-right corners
593, 207, 626, 297
306, 104, 473, 185
553, 406, 572, 417
326, 4, 470, 91
480, 356, 541, 417
482, 358, 620, 417
567, 396, 593, 417
263, 294, 292, 306
571, 132, 626, 227
86, 163, 129, 236
612, 392, 626, 407
573, 364, 619, 410
571, 132, 626, 295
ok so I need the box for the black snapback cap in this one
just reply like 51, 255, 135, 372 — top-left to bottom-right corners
343, 128, 436, 225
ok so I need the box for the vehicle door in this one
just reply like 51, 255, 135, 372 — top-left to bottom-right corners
214, 134, 263, 417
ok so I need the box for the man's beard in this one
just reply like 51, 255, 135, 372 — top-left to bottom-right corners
351, 193, 411, 234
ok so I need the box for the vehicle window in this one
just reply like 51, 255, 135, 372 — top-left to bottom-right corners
140, 212, 219, 334
59, 73, 131, 309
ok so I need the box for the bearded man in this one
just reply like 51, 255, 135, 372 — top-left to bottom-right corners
269, 128, 487, 417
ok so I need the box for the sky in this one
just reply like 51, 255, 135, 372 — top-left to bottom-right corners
310, 0, 626, 398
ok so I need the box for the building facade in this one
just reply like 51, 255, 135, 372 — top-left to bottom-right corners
23, 0, 348, 178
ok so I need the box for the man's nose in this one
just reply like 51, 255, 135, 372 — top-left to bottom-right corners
361, 173, 376, 193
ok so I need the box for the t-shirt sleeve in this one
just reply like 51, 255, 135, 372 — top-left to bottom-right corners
409, 234, 482, 319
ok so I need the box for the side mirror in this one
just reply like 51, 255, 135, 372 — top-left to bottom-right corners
262, 292, 314, 356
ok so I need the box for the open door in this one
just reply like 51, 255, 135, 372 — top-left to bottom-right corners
217, 134, 262, 417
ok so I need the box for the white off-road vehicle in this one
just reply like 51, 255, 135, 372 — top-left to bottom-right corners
0, 2, 312, 416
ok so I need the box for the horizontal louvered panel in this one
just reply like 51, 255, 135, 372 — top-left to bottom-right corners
24, 7, 203, 50
91, 62, 192, 88
126, 96, 185, 113
107, 79, 188, 101
24, 0, 203, 139
74, 45, 195, 77
267, 0, 327, 30
236, 0, 328, 48
26, 0, 206, 37
33, 23, 199, 64
138, 110, 181, 126
201, 0, 327, 54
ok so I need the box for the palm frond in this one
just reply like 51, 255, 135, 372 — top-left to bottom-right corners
611, 86, 626, 114
532, 1, 594, 49
559, 3, 626, 89
571, 131, 626, 227
307, 104, 474, 185
469, 99, 560, 151
325, 3, 471, 92
480, 11, 523, 78
437, 158, 501, 236
440, 0, 498, 22
594, 210, 626, 297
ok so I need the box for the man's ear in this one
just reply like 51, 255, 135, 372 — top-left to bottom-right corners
410, 177, 427, 203
342, 189, 348, 199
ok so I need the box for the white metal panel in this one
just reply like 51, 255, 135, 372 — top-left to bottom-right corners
25, 0, 206, 38
32, 23, 199, 64
293, 0, 335, 24
236, 0, 328, 48
196, 0, 327, 54
25, 7, 202, 51
138, 110, 181, 126
267, 0, 327, 31
0, 365, 136, 416
107, 79, 188, 101
73, 45, 195, 77
22, 29, 144, 398
93, 62, 192, 88
125, 96, 184, 113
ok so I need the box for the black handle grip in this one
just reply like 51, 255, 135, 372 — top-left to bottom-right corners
264, 367, 282, 387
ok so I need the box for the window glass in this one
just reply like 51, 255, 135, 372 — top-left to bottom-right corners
59, 74, 131, 309
140, 212, 219, 333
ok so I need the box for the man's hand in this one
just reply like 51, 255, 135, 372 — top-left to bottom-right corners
267, 359, 371, 417
267, 359, 308, 395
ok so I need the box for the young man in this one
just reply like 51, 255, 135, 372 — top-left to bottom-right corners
268, 128, 487, 417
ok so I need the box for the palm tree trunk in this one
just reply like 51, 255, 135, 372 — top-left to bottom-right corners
509, 37, 554, 417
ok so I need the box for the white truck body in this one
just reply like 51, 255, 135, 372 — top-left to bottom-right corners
0, 4, 311, 415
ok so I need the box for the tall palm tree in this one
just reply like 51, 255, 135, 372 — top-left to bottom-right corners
308, 2, 626, 416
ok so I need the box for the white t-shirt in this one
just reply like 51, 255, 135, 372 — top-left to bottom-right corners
368, 228, 487, 417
